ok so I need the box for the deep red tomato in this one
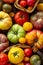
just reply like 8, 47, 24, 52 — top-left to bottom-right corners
0, 53, 8, 65
14, 11, 29, 25
20, 0, 27, 7
24, 62, 31, 65
24, 48, 32, 57
27, 0, 36, 7
3, 0, 15, 3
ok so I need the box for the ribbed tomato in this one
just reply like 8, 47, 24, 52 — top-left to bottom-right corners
14, 11, 29, 25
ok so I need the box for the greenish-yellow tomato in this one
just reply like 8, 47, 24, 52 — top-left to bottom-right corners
30, 55, 41, 65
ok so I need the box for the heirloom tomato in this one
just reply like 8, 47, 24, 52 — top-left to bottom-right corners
14, 11, 29, 25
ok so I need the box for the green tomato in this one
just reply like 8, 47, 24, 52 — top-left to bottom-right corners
7, 24, 26, 43
30, 55, 41, 65
2, 4, 12, 13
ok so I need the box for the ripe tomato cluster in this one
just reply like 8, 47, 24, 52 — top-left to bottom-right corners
19, 0, 36, 7
0, 0, 42, 65
23, 48, 32, 65
0, 48, 32, 65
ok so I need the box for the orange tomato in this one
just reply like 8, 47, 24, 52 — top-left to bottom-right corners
25, 30, 37, 45
19, 37, 26, 44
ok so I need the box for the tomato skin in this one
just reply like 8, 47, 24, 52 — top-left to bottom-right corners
30, 55, 41, 65
8, 47, 24, 64
3, 0, 15, 3
0, 53, 8, 65
14, 11, 29, 25
24, 48, 32, 57
24, 57, 30, 62
24, 63, 31, 65
27, 0, 36, 7
20, 0, 27, 7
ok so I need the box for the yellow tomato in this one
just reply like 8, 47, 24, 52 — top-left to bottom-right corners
37, 3, 43, 11
8, 47, 24, 64
23, 22, 33, 32
0, 11, 12, 30
19, 37, 26, 44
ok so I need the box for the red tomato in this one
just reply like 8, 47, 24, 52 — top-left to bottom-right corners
27, 0, 36, 7
3, 0, 15, 3
24, 48, 32, 57
24, 63, 31, 65
0, 53, 8, 65
20, 0, 27, 7
14, 11, 29, 25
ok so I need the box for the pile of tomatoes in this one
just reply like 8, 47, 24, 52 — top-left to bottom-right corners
19, 0, 36, 10
0, 47, 41, 65
0, 0, 43, 65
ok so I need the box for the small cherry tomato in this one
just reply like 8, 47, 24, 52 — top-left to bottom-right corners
24, 48, 32, 57
27, 7, 32, 11
24, 63, 31, 65
24, 57, 30, 62
0, 53, 8, 65
20, 0, 27, 7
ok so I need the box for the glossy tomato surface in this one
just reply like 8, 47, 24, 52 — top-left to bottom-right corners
24, 48, 33, 57
14, 11, 29, 25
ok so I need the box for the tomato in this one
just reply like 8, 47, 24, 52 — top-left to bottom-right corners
3, 0, 15, 3
24, 57, 30, 62
24, 48, 32, 57
30, 55, 41, 65
24, 63, 31, 65
20, 0, 27, 7
8, 47, 24, 64
0, 53, 8, 65
27, 0, 36, 7
14, 11, 29, 25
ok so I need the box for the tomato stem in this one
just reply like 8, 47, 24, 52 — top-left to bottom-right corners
12, 51, 19, 57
